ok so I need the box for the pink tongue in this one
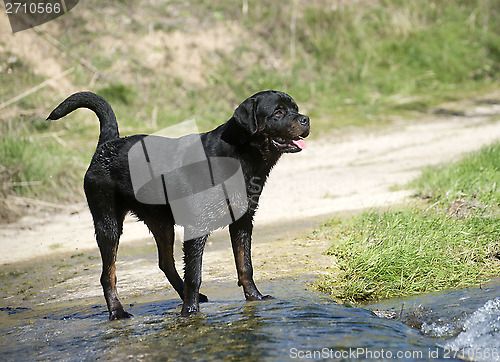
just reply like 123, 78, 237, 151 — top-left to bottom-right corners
292, 139, 306, 149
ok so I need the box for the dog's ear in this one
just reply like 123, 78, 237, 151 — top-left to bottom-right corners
233, 97, 259, 135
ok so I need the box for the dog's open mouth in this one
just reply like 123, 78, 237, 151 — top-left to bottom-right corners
272, 137, 306, 153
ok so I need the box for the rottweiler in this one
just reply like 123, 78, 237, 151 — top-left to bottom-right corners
48, 90, 310, 319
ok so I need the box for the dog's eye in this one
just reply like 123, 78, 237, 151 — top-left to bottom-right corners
274, 109, 285, 118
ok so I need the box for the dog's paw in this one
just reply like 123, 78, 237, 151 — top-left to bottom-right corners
109, 309, 133, 321
199, 293, 209, 303
245, 293, 274, 301
181, 304, 200, 317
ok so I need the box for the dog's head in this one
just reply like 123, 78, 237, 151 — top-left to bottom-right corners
232, 91, 310, 153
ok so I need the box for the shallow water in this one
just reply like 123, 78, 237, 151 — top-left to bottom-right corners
1, 235, 498, 361
1, 271, 467, 361
368, 278, 500, 362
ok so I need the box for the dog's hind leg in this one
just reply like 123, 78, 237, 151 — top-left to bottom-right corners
94, 215, 132, 321
146, 222, 209, 303
86, 184, 131, 321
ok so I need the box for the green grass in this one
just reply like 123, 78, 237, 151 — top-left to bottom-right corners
96, 83, 137, 106
409, 142, 500, 211
317, 142, 500, 302
0, 53, 47, 110
210, 0, 500, 128
317, 209, 500, 302
0, 121, 82, 201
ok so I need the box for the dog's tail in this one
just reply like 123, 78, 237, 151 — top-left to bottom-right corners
47, 91, 119, 147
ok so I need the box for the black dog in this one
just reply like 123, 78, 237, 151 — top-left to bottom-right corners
48, 91, 310, 319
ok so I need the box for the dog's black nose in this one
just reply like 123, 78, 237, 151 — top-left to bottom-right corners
299, 115, 310, 127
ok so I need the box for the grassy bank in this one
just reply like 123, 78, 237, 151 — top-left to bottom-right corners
207, 0, 500, 128
316, 142, 500, 302
1, 0, 500, 216
0, 119, 83, 221
409, 143, 500, 212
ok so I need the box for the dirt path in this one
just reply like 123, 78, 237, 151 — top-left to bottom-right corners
2, 97, 500, 268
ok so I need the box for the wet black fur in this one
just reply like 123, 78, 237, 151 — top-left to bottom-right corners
47, 91, 310, 319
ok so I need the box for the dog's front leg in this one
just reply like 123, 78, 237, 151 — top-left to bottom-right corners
181, 235, 207, 316
229, 213, 271, 301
